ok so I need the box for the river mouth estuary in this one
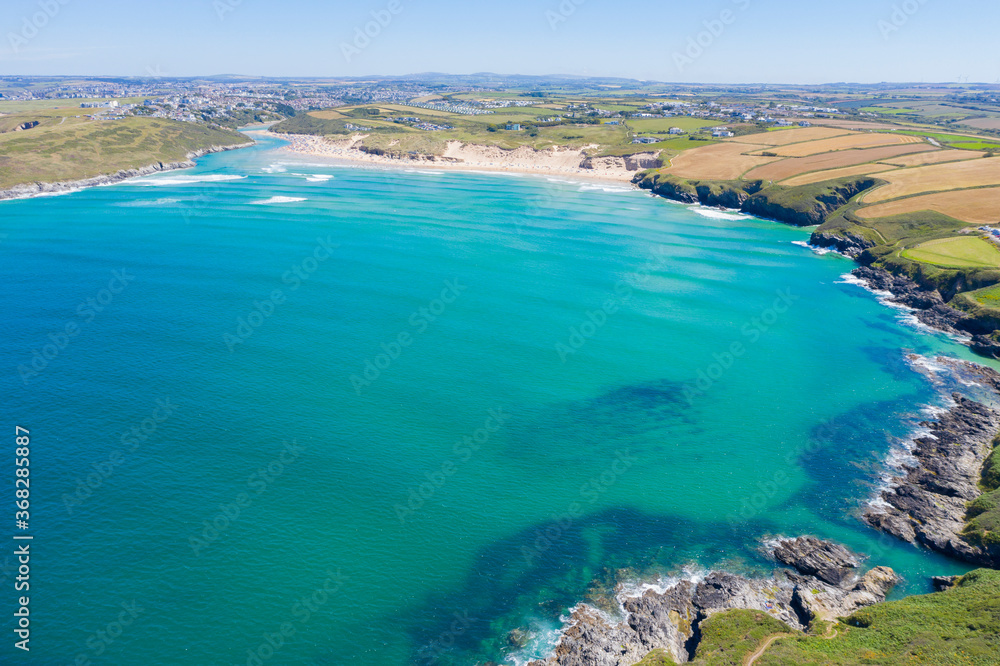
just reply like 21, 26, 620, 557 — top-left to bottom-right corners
1, 133, 993, 665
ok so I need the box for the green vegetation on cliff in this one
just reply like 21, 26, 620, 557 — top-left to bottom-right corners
693, 610, 793, 665
758, 569, 1000, 665
633, 570, 1000, 666
0, 109, 249, 190
962, 440, 1000, 550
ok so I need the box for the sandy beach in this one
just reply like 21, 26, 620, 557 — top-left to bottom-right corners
268, 132, 659, 184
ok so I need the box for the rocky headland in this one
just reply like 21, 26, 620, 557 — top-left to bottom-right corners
528, 537, 898, 666
863, 390, 1000, 569
0, 142, 254, 201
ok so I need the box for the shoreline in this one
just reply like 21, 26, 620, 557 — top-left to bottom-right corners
526, 537, 899, 666
0, 141, 255, 202
637, 177, 1000, 362
529, 189, 1000, 665
269, 131, 656, 185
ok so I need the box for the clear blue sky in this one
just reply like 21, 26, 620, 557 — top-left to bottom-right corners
1, 0, 997, 84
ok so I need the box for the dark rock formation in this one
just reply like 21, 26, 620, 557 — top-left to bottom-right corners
810, 230, 876, 257
863, 394, 1000, 568
529, 538, 898, 666
851, 266, 971, 335
931, 575, 960, 591
772, 536, 859, 586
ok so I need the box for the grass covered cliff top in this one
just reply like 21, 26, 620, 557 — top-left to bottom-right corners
633, 568, 1000, 665
0, 109, 249, 190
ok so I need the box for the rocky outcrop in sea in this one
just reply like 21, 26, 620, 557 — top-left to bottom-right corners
527, 537, 898, 666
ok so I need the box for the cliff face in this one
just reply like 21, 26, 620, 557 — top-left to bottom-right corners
742, 178, 879, 227
863, 392, 1000, 569
632, 172, 763, 209
633, 171, 873, 227
580, 152, 661, 172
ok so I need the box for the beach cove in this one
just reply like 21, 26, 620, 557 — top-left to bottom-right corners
1, 131, 996, 665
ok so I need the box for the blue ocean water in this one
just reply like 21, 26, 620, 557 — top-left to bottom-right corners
0, 132, 993, 665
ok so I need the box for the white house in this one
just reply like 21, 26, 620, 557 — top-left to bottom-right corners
668, 127, 684, 135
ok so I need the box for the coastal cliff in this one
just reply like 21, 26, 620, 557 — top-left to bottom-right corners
631, 171, 876, 228
530, 537, 898, 666
864, 386, 1000, 569
0, 142, 254, 201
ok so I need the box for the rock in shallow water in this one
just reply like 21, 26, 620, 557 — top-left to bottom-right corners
772, 536, 859, 586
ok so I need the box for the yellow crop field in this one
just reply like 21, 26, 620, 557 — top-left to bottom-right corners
880, 149, 984, 167
772, 133, 924, 158
742, 144, 935, 182
664, 142, 780, 180
728, 127, 850, 146
857, 187, 1000, 224
863, 157, 1000, 203
781, 163, 898, 187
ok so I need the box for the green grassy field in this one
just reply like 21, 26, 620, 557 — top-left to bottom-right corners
0, 110, 248, 190
893, 130, 1000, 151
627, 117, 722, 134
859, 106, 918, 115
900, 236, 1000, 269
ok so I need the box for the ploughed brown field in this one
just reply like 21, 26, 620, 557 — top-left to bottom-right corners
960, 118, 1000, 131
862, 156, 1000, 203
663, 142, 780, 180
742, 143, 935, 182
857, 186, 1000, 224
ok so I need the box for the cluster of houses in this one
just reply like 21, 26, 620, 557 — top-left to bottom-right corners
402, 101, 493, 116
414, 122, 454, 131
80, 100, 122, 109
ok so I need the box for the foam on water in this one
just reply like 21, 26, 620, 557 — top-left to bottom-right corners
503, 620, 566, 666
792, 240, 838, 256
305, 174, 334, 182
126, 174, 247, 187
251, 196, 307, 205
689, 206, 750, 221
116, 197, 181, 207
577, 184, 635, 194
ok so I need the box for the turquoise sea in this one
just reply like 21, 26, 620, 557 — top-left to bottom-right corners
1, 131, 994, 664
